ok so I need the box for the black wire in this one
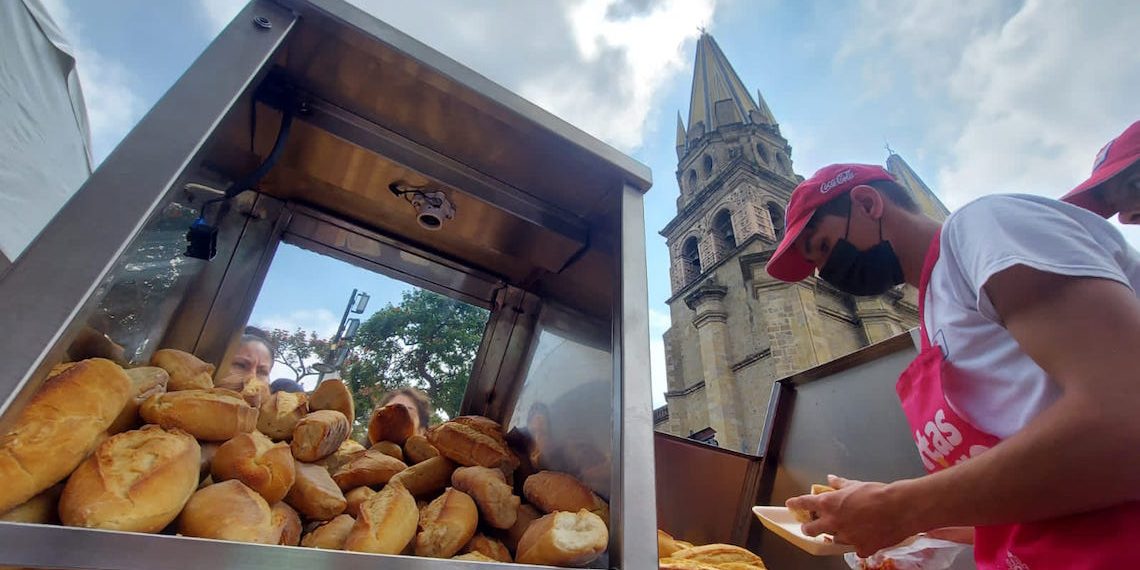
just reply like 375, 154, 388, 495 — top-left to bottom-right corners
199, 107, 295, 224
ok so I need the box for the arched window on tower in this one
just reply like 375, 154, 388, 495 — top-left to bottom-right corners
712, 209, 736, 258
766, 202, 785, 240
682, 236, 702, 283
702, 154, 714, 177
755, 144, 769, 165
687, 169, 698, 195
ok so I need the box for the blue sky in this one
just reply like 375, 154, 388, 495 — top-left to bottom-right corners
41, 0, 1140, 405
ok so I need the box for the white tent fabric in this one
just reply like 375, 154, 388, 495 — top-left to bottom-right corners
0, 0, 94, 261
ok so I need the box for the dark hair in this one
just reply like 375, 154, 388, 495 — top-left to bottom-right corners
380, 387, 432, 432
270, 378, 304, 393
811, 178, 920, 222
241, 325, 276, 360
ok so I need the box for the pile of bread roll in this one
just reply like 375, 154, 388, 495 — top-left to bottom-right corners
0, 351, 611, 568
657, 530, 767, 569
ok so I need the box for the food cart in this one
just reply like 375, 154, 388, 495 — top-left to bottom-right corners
0, 0, 656, 568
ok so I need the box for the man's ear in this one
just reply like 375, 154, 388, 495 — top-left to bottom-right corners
849, 185, 885, 219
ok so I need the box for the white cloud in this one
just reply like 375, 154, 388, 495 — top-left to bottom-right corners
648, 308, 671, 333
198, 0, 243, 33
255, 308, 340, 338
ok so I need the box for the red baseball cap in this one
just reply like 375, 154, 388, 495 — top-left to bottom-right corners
765, 163, 895, 282
1061, 120, 1140, 217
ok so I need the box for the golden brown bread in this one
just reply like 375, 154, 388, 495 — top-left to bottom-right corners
453, 551, 497, 562
427, 422, 513, 470
315, 439, 366, 474
670, 544, 766, 567
239, 376, 271, 408
108, 366, 169, 434
716, 562, 767, 570
301, 513, 356, 549
257, 391, 309, 441
658, 558, 720, 570
450, 415, 504, 440
415, 487, 478, 558
344, 486, 376, 518
504, 503, 543, 553
211, 431, 296, 504
331, 449, 407, 490
59, 426, 200, 532
0, 484, 63, 524
344, 482, 418, 554
658, 529, 684, 558
285, 460, 346, 521
451, 466, 520, 529
291, 410, 350, 462
387, 455, 456, 497
371, 441, 404, 462
367, 403, 415, 445
0, 358, 132, 513
139, 388, 257, 441
790, 483, 835, 523
523, 471, 610, 522
309, 379, 355, 425
178, 479, 277, 544
516, 509, 608, 567
403, 434, 439, 464
150, 349, 214, 391
463, 532, 513, 562
271, 501, 302, 546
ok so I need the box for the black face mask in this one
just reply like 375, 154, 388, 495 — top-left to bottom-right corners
818, 206, 904, 296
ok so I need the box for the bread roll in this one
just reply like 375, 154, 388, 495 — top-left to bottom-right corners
239, 376, 271, 408
659, 558, 721, 570
271, 501, 302, 546
463, 533, 513, 562
427, 422, 513, 470
367, 403, 415, 445
670, 544, 766, 566
285, 460, 346, 521
344, 482, 418, 554
59, 426, 199, 532
0, 484, 63, 524
199, 442, 220, 481
108, 366, 169, 434
331, 449, 406, 491
291, 410, 350, 462
371, 441, 404, 462
150, 349, 214, 392
658, 529, 684, 558
450, 415, 504, 440
523, 471, 609, 522
309, 379, 354, 425
344, 486, 376, 518
0, 358, 131, 513
179, 479, 277, 543
258, 391, 309, 441
403, 434, 439, 464
211, 431, 296, 504
706, 562, 765, 570
387, 455, 456, 497
301, 513, 355, 549
789, 483, 835, 524
139, 388, 257, 441
415, 487, 478, 558
453, 552, 496, 562
451, 466, 519, 529
505, 503, 543, 553
315, 439, 366, 474
516, 509, 608, 567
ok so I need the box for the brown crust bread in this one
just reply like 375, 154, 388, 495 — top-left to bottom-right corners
451, 466, 520, 529
211, 431, 296, 504
239, 376, 271, 408
344, 482, 418, 554
344, 486, 376, 518
670, 544, 766, 566
387, 455, 457, 497
450, 415, 504, 439
149, 349, 214, 392
371, 440, 404, 462
291, 410, 350, 462
258, 391, 309, 441
178, 479, 277, 544
367, 403, 415, 445
271, 501, 302, 546
59, 425, 200, 532
403, 434, 439, 464
0, 358, 132, 513
315, 439, 366, 474
139, 388, 257, 441
453, 551, 497, 562
0, 484, 63, 524
658, 529, 684, 558
301, 513, 356, 549
285, 460, 346, 521
331, 449, 407, 490
427, 422, 513, 470
504, 503, 543, 553
658, 558, 721, 570
108, 366, 169, 434
516, 509, 608, 567
309, 379, 355, 426
415, 487, 478, 558
463, 532, 513, 562
523, 471, 609, 522
790, 484, 835, 523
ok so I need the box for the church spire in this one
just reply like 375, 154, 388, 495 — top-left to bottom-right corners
687, 33, 769, 136
886, 151, 950, 220
675, 112, 687, 158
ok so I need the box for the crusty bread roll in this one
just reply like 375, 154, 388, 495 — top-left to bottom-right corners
516, 509, 608, 567
139, 388, 257, 441
451, 466, 519, 529
504, 503, 543, 553
108, 366, 169, 434
344, 486, 376, 518
0, 484, 63, 524
387, 455, 456, 497
285, 460, 346, 521
790, 483, 835, 524
301, 513, 356, 549
658, 529, 684, 558
211, 431, 296, 504
371, 441, 404, 462
199, 442, 220, 481
415, 487, 478, 558
670, 544, 766, 566
427, 422, 513, 470
150, 349, 214, 392
60, 426, 200, 532
453, 551, 497, 562
291, 410, 350, 462
523, 471, 609, 522
258, 391, 309, 441
403, 434, 439, 464
272, 501, 302, 546
309, 379, 355, 425
0, 358, 131, 513
315, 439, 366, 474
450, 415, 504, 440
367, 403, 415, 445
463, 532, 513, 562
658, 558, 720, 570
239, 376, 271, 409
344, 482, 418, 554
179, 479, 277, 543
331, 449, 406, 491
704, 562, 764, 570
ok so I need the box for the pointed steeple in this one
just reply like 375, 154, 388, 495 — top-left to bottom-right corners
754, 89, 777, 126
687, 33, 766, 136
675, 112, 687, 158
886, 151, 950, 220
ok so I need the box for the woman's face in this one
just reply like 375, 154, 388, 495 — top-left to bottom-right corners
227, 340, 272, 385
387, 394, 423, 434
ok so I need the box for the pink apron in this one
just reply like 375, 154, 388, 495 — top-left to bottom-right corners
896, 233, 1140, 569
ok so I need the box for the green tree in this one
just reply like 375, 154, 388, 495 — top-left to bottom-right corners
265, 328, 331, 383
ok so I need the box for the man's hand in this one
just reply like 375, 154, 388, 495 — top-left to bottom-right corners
785, 475, 919, 557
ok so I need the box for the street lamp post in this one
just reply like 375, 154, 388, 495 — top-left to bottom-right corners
313, 288, 370, 382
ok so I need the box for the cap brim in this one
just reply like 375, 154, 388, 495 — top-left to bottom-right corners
765, 214, 816, 282
1061, 157, 1140, 218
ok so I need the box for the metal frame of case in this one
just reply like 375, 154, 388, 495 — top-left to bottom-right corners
0, 1, 657, 568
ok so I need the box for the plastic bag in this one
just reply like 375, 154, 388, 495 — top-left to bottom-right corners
844, 536, 968, 570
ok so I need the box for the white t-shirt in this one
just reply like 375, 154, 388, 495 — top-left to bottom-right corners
925, 194, 1140, 438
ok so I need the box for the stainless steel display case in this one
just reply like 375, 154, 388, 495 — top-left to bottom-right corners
0, 1, 656, 568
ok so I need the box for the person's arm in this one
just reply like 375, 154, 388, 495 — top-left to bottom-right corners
790, 268, 1140, 556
